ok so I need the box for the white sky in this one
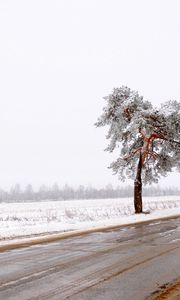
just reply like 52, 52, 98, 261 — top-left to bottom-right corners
0, 0, 179, 189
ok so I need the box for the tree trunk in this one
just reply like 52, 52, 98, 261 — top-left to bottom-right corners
134, 152, 143, 213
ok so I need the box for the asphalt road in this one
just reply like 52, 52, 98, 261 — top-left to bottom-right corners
0, 217, 180, 300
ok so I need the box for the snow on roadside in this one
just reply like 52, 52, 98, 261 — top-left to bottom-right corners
0, 196, 180, 240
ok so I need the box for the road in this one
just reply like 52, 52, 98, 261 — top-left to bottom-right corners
0, 217, 179, 300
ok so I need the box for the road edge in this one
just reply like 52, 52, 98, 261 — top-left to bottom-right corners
0, 214, 180, 253
147, 278, 180, 299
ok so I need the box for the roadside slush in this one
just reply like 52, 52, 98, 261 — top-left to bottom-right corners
0, 214, 180, 253
147, 278, 180, 299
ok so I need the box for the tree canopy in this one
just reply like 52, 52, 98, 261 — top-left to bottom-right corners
95, 86, 180, 185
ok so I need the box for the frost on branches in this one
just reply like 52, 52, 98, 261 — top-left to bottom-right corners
95, 86, 180, 213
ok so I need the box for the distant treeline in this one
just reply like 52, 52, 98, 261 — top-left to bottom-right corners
0, 184, 180, 202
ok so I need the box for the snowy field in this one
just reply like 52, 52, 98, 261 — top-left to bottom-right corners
0, 196, 180, 240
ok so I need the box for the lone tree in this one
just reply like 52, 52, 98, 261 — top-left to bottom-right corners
95, 86, 180, 213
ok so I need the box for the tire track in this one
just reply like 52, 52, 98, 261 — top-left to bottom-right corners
29, 246, 179, 300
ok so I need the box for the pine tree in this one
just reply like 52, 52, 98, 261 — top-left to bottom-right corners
95, 86, 180, 213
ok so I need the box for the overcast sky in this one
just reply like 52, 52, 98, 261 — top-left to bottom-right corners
0, 0, 179, 189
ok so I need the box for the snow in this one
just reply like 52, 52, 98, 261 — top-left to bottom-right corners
0, 196, 180, 241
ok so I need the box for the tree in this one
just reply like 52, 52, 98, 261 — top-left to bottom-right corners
51, 183, 60, 199
95, 86, 180, 213
38, 184, 49, 200
24, 184, 34, 200
10, 184, 22, 201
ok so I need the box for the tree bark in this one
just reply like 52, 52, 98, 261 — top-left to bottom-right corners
134, 152, 143, 213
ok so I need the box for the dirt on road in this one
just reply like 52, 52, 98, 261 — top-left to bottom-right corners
148, 279, 180, 299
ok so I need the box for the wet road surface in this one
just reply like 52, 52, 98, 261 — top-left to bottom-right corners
0, 217, 180, 300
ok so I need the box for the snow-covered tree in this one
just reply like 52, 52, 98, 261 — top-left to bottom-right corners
95, 86, 180, 213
